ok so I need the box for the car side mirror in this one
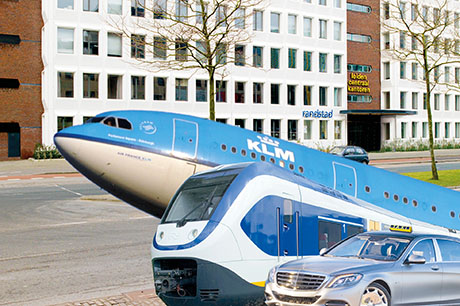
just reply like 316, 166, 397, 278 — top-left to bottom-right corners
319, 248, 328, 256
405, 254, 426, 265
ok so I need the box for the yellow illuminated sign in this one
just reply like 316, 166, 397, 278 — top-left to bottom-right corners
348, 73, 370, 93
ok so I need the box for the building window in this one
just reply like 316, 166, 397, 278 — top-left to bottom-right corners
347, 33, 372, 43
175, 78, 188, 101
196, 80, 207, 102
58, 117, 73, 132
320, 120, 328, 139
107, 32, 122, 57
400, 91, 406, 109
235, 81, 245, 103
108, 0, 122, 14
423, 93, 427, 109
319, 20, 327, 39
411, 62, 417, 80
154, 0, 167, 19
287, 85, 296, 105
131, 0, 145, 17
176, 0, 188, 21
334, 0, 341, 8
319, 53, 327, 72
399, 1, 406, 19
154, 37, 167, 59
57, 28, 74, 54
131, 76, 145, 99
435, 122, 440, 138
304, 120, 312, 139
412, 122, 418, 138
253, 10, 263, 31
456, 95, 460, 111
422, 122, 428, 138
347, 64, 372, 73
348, 94, 372, 102
383, 32, 390, 49
235, 8, 245, 29
216, 80, 227, 102
445, 94, 450, 111
288, 49, 297, 69
216, 43, 227, 64
412, 92, 418, 109
271, 119, 280, 138
383, 62, 390, 79
83, 73, 99, 98
304, 85, 312, 105
253, 119, 263, 133
383, 92, 390, 109
347, 2, 371, 13
383, 2, 389, 19
58, 72, 74, 98
216, 5, 227, 27
271, 12, 280, 33
83, 0, 98, 12
456, 123, 460, 138
319, 86, 327, 106
319, 0, 326, 6
334, 87, 342, 106
58, 0, 74, 9
288, 14, 297, 34
154, 77, 167, 101
304, 51, 312, 71
235, 45, 245, 66
445, 66, 451, 83
334, 121, 342, 139
304, 17, 312, 37
234, 119, 245, 129
131, 35, 145, 58
434, 93, 440, 110
271, 84, 280, 104
411, 3, 417, 20
401, 122, 407, 138
253, 46, 263, 67
253, 82, 263, 103
400, 31, 406, 49
175, 39, 188, 61
411, 35, 417, 50
445, 122, 451, 138
288, 120, 297, 140
400, 62, 406, 79
334, 55, 341, 73
271, 48, 280, 69
108, 75, 122, 99
334, 22, 341, 41
83, 30, 98, 55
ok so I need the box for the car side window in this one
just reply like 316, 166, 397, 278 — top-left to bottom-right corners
437, 239, 460, 262
356, 148, 364, 154
411, 239, 436, 263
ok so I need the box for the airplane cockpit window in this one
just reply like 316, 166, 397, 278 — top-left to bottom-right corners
117, 118, 132, 130
103, 117, 116, 127
85, 116, 105, 124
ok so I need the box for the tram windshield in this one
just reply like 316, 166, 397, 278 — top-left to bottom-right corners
162, 173, 237, 226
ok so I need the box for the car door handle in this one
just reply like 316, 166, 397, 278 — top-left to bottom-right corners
431, 265, 440, 271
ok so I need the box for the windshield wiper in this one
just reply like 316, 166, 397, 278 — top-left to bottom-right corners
176, 187, 217, 228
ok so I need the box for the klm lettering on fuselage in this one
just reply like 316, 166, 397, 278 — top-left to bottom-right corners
247, 136, 295, 162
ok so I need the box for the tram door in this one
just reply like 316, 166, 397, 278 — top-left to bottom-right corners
278, 199, 301, 260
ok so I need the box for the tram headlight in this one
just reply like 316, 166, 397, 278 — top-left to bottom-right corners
267, 266, 277, 284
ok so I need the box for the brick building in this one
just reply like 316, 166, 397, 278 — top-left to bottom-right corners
0, 0, 43, 160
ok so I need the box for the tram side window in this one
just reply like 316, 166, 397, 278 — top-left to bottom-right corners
318, 220, 342, 251
347, 224, 363, 237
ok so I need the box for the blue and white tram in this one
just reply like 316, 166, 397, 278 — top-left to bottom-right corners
151, 162, 437, 305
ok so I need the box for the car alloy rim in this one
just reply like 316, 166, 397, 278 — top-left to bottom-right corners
360, 286, 388, 306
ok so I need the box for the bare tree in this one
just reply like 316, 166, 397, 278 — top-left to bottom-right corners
382, 0, 460, 180
111, 0, 264, 121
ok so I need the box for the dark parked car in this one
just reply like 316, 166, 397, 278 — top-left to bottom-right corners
330, 146, 369, 164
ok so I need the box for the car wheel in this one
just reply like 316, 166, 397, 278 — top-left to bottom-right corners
362, 160, 369, 165
360, 282, 391, 306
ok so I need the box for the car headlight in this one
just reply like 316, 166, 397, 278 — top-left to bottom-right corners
266, 266, 277, 284
327, 273, 363, 288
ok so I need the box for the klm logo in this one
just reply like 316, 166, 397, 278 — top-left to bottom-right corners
247, 136, 295, 162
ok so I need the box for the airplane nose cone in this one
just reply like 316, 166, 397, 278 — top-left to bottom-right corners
54, 134, 81, 161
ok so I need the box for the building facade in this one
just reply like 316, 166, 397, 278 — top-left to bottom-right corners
42, 0, 348, 149
0, 0, 43, 160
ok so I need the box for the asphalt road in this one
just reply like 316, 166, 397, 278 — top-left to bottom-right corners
0, 177, 160, 306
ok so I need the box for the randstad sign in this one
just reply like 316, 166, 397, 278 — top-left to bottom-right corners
302, 110, 333, 118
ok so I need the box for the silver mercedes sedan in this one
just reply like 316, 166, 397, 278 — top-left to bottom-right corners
265, 230, 460, 306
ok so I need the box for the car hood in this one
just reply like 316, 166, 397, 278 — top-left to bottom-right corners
278, 256, 394, 275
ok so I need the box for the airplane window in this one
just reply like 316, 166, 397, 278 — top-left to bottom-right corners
450, 211, 456, 218
260, 155, 266, 161
250, 152, 256, 159
289, 164, 294, 170
393, 194, 399, 202
412, 199, 418, 207
117, 118, 132, 130
365, 186, 371, 193
432, 206, 437, 213
231, 147, 237, 154
221, 144, 227, 151
403, 197, 408, 204
299, 166, 304, 173
103, 117, 116, 127
270, 158, 275, 164
86, 116, 105, 124
384, 192, 390, 199
241, 149, 247, 156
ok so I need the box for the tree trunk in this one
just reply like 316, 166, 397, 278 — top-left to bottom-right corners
208, 69, 215, 121
423, 49, 439, 180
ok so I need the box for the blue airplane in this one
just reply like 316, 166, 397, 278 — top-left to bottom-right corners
54, 110, 460, 231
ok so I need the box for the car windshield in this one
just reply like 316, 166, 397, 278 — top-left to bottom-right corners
162, 173, 237, 226
330, 147, 345, 154
325, 234, 412, 261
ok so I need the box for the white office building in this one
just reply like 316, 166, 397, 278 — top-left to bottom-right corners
42, 0, 348, 148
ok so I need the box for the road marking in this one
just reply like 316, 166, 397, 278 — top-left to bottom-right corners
0, 251, 64, 262
129, 216, 153, 220
55, 184, 83, 196
31, 177, 44, 180
44, 221, 88, 228
53, 176, 65, 179
7, 178, 21, 181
